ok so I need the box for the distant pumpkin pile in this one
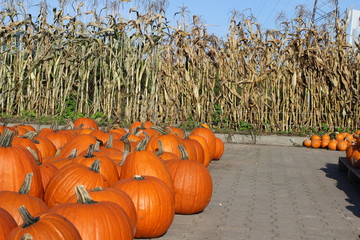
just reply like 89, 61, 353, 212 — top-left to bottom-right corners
303, 131, 360, 151
0, 118, 224, 239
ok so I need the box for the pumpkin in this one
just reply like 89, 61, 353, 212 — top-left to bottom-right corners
188, 135, 211, 167
321, 134, 331, 141
335, 133, 345, 141
51, 185, 133, 239
327, 139, 338, 151
120, 139, 174, 192
181, 137, 205, 164
310, 135, 321, 141
310, 139, 321, 149
0, 173, 49, 225
57, 134, 97, 158
190, 126, 217, 159
37, 123, 74, 150
72, 144, 119, 185
165, 145, 213, 214
303, 139, 311, 147
23, 132, 57, 158
73, 117, 99, 130
7, 206, 81, 240
350, 149, 360, 167
113, 175, 175, 238
346, 145, 356, 161
213, 137, 224, 160
0, 208, 17, 239
39, 162, 58, 191
129, 121, 154, 134
146, 133, 183, 158
0, 130, 44, 198
336, 140, 349, 151
165, 126, 185, 138
321, 139, 330, 148
44, 160, 109, 207
67, 186, 137, 231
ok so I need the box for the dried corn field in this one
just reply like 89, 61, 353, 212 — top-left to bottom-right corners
0, 6, 359, 132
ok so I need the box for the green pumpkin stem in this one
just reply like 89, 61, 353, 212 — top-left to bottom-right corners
18, 205, 40, 228
19, 172, 33, 194
89, 159, 101, 173
75, 185, 97, 204
85, 144, 95, 158
0, 129, 15, 147
178, 145, 189, 160
134, 175, 144, 180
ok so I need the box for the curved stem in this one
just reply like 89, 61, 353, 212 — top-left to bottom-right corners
0, 129, 15, 147
75, 185, 97, 204
19, 172, 33, 194
19, 205, 40, 228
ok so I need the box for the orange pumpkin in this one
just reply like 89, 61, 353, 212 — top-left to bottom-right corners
311, 139, 321, 149
303, 139, 312, 147
113, 175, 175, 239
327, 139, 338, 151
7, 206, 81, 240
50, 185, 133, 239
0, 208, 17, 239
73, 117, 99, 130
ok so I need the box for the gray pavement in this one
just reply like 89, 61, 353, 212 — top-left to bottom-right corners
153, 144, 360, 240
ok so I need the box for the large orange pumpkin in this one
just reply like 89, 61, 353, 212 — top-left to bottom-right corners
7, 206, 81, 240
0, 208, 17, 239
44, 160, 109, 207
51, 185, 133, 240
113, 175, 175, 238
165, 146, 213, 214
0, 173, 49, 225
0, 130, 44, 198
190, 126, 217, 160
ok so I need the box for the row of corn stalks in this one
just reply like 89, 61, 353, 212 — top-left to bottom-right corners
0, 5, 359, 132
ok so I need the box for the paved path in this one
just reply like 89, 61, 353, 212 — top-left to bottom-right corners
151, 144, 360, 240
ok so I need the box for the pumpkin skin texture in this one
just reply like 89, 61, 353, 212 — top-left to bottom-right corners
38, 162, 58, 191
0, 130, 44, 198
113, 175, 175, 239
7, 206, 82, 240
37, 127, 74, 150
188, 135, 211, 167
190, 126, 217, 159
213, 137, 224, 160
146, 133, 183, 158
0, 173, 49, 225
0, 208, 17, 239
51, 185, 133, 240
120, 145, 174, 192
44, 161, 109, 207
58, 134, 97, 158
67, 187, 137, 231
73, 117, 99, 130
165, 146, 213, 214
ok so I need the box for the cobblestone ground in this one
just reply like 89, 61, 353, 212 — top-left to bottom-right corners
148, 144, 360, 240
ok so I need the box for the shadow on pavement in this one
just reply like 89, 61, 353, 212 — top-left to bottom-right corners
321, 162, 360, 218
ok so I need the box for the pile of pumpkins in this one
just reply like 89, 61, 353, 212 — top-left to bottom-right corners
303, 131, 360, 151
0, 118, 224, 239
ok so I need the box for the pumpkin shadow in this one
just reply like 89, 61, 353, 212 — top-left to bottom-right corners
320, 162, 360, 218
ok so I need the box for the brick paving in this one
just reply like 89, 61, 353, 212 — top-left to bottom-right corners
150, 144, 360, 240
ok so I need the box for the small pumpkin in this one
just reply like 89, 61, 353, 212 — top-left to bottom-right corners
73, 117, 99, 130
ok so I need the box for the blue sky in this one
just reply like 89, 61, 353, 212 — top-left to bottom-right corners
21, 0, 360, 38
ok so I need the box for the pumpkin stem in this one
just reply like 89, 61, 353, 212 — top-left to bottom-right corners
19, 172, 34, 194
119, 147, 130, 166
120, 133, 130, 141
134, 175, 144, 180
75, 185, 97, 204
155, 140, 164, 156
18, 205, 40, 228
26, 147, 41, 164
178, 145, 189, 160
22, 131, 40, 144
85, 144, 95, 158
105, 134, 114, 148
134, 137, 148, 152
91, 186, 104, 192
89, 159, 101, 173
53, 122, 60, 132
150, 125, 166, 135
0, 129, 15, 147
21, 233, 34, 240
67, 149, 78, 158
